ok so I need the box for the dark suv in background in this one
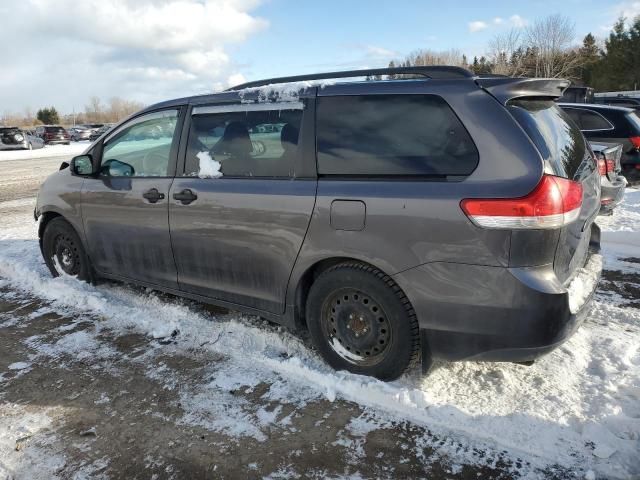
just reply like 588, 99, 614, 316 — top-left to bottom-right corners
559, 103, 640, 182
595, 96, 640, 110
36, 125, 70, 145
35, 67, 602, 380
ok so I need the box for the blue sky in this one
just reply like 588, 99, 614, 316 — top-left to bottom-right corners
0, 0, 638, 113
229, 0, 631, 81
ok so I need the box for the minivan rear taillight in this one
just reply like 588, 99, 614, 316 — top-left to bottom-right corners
630, 136, 640, 149
461, 175, 583, 229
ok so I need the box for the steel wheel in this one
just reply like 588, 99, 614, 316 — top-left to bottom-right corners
52, 233, 81, 276
321, 287, 393, 367
42, 217, 92, 281
307, 263, 421, 380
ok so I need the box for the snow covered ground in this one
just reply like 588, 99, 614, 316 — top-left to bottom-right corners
0, 142, 89, 162
0, 156, 638, 479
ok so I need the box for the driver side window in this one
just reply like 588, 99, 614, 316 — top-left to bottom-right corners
101, 110, 179, 177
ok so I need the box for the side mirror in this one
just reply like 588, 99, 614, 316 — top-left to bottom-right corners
70, 154, 95, 176
100, 158, 135, 177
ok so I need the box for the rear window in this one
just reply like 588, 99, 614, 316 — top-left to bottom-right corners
44, 126, 64, 133
316, 94, 479, 178
508, 100, 589, 179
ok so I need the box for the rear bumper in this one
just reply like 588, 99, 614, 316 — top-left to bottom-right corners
393, 245, 602, 363
0, 142, 28, 150
45, 139, 70, 144
600, 175, 627, 213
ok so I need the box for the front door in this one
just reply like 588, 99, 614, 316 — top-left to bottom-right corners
81, 108, 183, 288
169, 101, 316, 314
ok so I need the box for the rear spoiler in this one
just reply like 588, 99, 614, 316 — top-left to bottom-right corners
475, 77, 570, 105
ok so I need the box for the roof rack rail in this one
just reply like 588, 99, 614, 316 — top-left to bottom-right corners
226, 66, 474, 91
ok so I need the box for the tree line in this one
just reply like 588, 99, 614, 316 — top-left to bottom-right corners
1, 96, 145, 128
382, 14, 640, 91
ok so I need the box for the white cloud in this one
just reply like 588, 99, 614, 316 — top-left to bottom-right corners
611, 1, 640, 23
469, 21, 489, 33
509, 14, 527, 28
227, 73, 247, 89
469, 14, 526, 34
0, 0, 266, 112
365, 45, 399, 58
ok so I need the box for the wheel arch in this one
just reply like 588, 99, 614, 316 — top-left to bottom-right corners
38, 211, 63, 250
38, 211, 88, 259
292, 256, 411, 330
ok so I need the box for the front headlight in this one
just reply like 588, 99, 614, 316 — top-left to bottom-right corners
14, 133, 24, 142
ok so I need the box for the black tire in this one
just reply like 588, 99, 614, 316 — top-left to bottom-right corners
306, 262, 420, 381
42, 218, 91, 281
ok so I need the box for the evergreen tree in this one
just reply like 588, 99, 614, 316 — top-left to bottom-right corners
579, 33, 600, 86
36, 107, 60, 125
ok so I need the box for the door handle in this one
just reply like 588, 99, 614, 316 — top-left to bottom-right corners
173, 189, 198, 205
142, 188, 165, 203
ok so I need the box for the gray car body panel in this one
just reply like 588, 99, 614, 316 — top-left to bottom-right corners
36, 74, 602, 365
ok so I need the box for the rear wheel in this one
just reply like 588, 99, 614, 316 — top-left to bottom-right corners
42, 218, 91, 281
306, 262, 420, 381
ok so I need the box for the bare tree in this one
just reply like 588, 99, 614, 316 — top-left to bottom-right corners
486, 14, 586, 80
106, 97, 144, 122
488, 28, 526, 76
407, 49, 467, 67
525, 14, 584, 78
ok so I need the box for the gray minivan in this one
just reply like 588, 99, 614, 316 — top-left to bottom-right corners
35, 67, 602, 380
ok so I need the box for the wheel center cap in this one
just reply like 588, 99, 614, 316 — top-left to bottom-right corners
347, 313, 369, 337
61, 249, 72, 267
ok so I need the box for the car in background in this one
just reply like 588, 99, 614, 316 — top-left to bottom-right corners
595, 96, 640, 110
88, 124, 114, 142
590, 142, 627, 214
36, 67, 603, 380
36, 125, 71, 145
0, 126, 45, 150
68, 126, 93, 142
559, 103, 640, 183
559, 86, 595, 103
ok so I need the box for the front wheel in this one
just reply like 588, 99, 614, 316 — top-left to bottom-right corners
42, 217, 91, 281
306, 263, 420, 381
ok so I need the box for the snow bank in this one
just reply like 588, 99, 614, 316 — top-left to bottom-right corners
0, 142, 89, 162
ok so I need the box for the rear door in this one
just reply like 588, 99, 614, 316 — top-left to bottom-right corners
168, 98, 317, 314
81, 108, 183, 288
509, 100, 601, 283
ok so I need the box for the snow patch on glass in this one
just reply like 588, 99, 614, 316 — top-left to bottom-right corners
196, 151, 222, 179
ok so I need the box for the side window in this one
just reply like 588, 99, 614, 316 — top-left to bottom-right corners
563, 108, 583, 129
101, 110, 179, 177
316, 94, 479, 177
580, 110, 613, 131
185, 105, 302, 178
